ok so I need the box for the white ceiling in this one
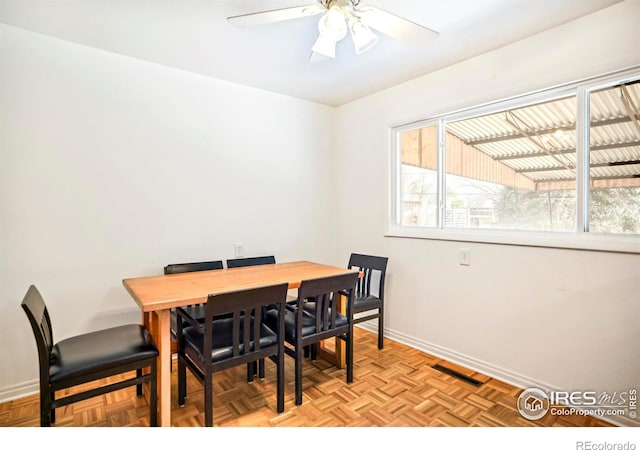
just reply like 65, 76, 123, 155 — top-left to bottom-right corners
0, 0, 623, 106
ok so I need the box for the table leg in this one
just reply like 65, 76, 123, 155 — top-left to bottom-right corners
141, 312, 152, 398
145, 309, 171, 426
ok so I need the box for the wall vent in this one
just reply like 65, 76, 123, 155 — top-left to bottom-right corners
432, 364, 485, 387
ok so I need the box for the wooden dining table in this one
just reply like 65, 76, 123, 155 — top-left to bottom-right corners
122, 260, 360, 426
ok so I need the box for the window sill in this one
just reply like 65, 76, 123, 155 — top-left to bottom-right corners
384, 226, 640, 254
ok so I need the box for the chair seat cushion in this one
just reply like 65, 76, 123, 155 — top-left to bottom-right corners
353, 295, 382, 313
171, 305, 232, 338
266, 308, 347, 341
182, 317, 277, 363
49, 324, 158, 384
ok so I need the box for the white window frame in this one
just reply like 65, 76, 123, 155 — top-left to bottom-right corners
386, 67, 640, 254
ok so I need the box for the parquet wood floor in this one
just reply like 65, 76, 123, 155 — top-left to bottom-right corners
0, 328, 612, 427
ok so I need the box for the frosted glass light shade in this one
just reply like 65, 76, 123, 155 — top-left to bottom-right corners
318, 6, 347, 41
312, 33, 337, 58
349, 19, 378, 54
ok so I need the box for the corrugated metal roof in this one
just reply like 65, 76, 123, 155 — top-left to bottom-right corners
445, 80, 640, 185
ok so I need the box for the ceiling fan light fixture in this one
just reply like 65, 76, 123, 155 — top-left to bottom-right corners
349, 18, 378, 54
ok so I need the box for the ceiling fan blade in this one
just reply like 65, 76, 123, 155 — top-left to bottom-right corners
357, 6, 439, 47
227, 5, 325, 26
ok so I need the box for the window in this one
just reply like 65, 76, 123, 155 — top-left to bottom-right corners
588, 81, 640, 235
389, 69, 640, 253
399, 123, 438, 227
444, 94, 577, 232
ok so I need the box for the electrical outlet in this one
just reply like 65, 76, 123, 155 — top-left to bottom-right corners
459, 248, 470, 266
234, 243, 244, 258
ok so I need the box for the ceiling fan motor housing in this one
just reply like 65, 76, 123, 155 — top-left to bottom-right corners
322, 0, 360, 11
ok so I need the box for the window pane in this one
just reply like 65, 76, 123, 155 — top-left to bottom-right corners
444, 95, 577, 231
588, 80, 640, 234
400, 125, 438, 227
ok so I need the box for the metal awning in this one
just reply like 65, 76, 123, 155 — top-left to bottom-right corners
445, 80, 640, 190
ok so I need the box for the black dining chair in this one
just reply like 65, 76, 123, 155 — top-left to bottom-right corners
163, 260, 225, 350
347, 253, 389, 349
176, 283, 288, 427
225, 254, 277, 380
226, 255, 276, 268
164, 260, 224, 275
21, 285, 159, 426
265, 272, 358, 406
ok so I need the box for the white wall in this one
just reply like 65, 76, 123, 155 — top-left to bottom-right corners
0, 24, 337, 399
334, 1, 640, 426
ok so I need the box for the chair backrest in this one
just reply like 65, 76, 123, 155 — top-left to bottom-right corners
296, 272, 359, 335
203, 283, 288, 363
21, 285, 54, 383
164, 260, 224, 275
347, 253, 389, 300
226, 255, 276, 269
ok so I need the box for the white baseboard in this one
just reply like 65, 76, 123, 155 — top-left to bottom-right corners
0, 379, 38, 404
358, 323, 639, 428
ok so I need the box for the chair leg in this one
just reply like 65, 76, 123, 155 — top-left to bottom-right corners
295, 345, 304, 405
258, 359, 265, 379
178, 357, 187, 406
310, 343, 317, 361
149, 360, 158, 427
136, 368, 143, 396
50, 391, 56, 424
40, 389, 52, 427
276, 352, 284, 413
204, 370, 213, 427
378, 309, 384, 350
246, 362, 255, 383
346, 330, 354, 384
303, 345, 310, 359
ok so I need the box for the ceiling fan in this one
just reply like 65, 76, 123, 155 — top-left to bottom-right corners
227, 0, 440, 61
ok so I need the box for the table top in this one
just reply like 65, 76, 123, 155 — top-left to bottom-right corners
123, 260, 359, 312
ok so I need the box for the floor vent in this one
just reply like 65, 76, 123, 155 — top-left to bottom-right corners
432, 364, 485, 387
